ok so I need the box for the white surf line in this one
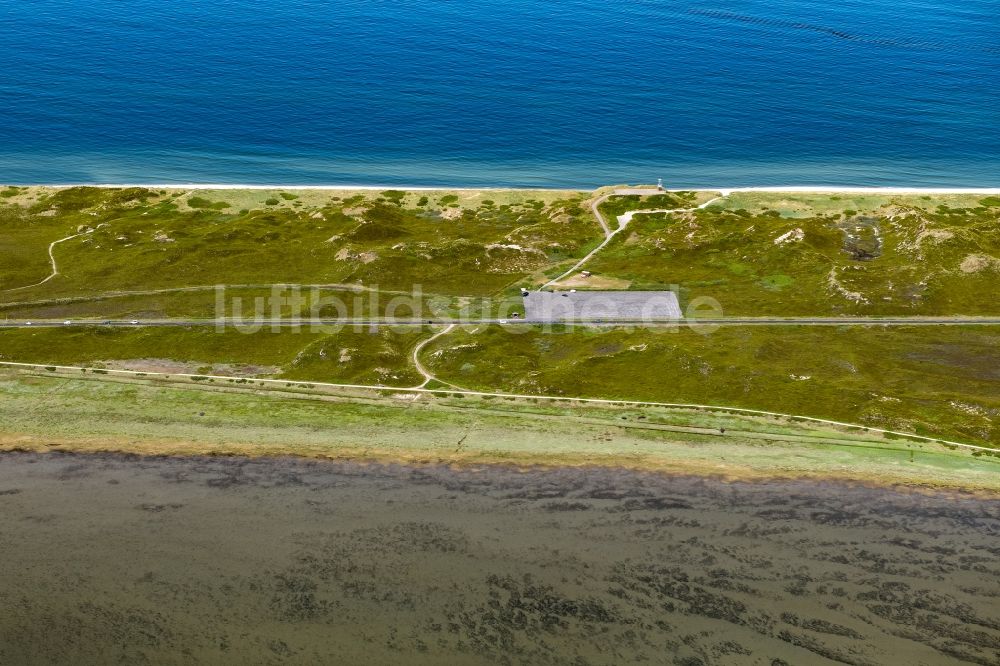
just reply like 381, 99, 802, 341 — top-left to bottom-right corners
2, 232, 87, 293
719, 186, 1000, 194
18, 183, 584, 193
10, 184, 1000, 194
539, 190, 729, 291
2, 360, 996, 455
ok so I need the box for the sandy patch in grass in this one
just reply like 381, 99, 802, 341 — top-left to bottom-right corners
334, 247, 378, 263
555, 274, 633, 289
960, 254, 1000, 273
101, 359, 278, 377
773, 228, 804, 245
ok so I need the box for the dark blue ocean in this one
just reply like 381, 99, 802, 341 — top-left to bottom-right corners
0, 0, 997, 188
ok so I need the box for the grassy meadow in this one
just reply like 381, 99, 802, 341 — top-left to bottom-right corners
0, 326, 428, 386
0, 368, 995, 490
1, 322, 998, 448
422, 324, 1000, 446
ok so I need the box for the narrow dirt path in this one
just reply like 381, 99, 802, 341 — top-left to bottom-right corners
3, 189, 198, 295
410, 324, 466, 390
3, 232, 87, 293
589, 191, 614, 237
2, 360, 994, 455
539, 189, 729, 291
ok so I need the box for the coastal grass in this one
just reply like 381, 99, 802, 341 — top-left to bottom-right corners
168, 187, 583, 214
0, 325, 429, 386
709, 191, 995, 217
0, 186, 597, 303
596, 190, 701, 220
2, 185, 999, 463
583, 193, 1000, 315
423, 324, 1000, 447
0, 286, 453, 321
3, 187, 998, 319
0, 368, 995, 491
3, 322, 999, 448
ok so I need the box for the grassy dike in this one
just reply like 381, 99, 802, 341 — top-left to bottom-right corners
2, 323, 999, 448
0, 366, 997, 492
423, 324, 1000, 446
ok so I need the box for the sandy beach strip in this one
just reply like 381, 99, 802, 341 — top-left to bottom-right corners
6, 183, 581, 192
5, 183, 1000, 194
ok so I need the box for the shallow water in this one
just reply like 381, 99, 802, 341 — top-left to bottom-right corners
1, 0, 998, 187
0, 452, 997, 664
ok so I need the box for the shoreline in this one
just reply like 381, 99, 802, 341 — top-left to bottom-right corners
5, 183, 1000, 194
2, 445, 997, 499
4, 434, 999, 498
1, 366, 997, 494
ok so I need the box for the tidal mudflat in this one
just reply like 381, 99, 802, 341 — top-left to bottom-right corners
0, 452, 997, 665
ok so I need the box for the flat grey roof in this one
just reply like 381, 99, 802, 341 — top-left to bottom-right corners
523, 290, 682, 321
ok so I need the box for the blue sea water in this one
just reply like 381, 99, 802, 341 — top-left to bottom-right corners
0, 0, 997, 188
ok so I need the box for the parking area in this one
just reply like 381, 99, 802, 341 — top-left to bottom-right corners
523, 291, 682, 321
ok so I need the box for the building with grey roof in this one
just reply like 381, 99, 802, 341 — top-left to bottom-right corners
522, 291, 682, 322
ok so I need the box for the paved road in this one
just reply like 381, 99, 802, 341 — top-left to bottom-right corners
4, 317, 1000, 328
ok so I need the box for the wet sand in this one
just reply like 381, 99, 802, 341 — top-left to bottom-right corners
0, 452, 997, 665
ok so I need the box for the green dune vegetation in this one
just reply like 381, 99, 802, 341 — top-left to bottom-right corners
0, 326, 428, 387
2, 185, 998, 318
0, 185, 595, 310
0, 285, 443, 322
587, 191, 1000, 315
0, 323, 998, 449
420, 324, 1000, 446
1, 186, 999, 482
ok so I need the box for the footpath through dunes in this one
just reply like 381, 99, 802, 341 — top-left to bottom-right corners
0, 452, 997, 665
1, 185, 999, 451
0, 185, 597, 303
540, 187, 726, 290
579, 188, 1000, 317
2, 231, 86, 292
2, 185, 1000, 320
